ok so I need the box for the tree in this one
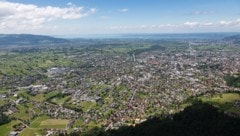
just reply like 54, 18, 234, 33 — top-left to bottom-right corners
0, 112, 10, 125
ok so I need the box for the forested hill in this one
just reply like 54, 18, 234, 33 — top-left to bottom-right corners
0, 34, 69, 46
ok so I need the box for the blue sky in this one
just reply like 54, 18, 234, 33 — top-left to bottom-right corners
0, 0, 240, 35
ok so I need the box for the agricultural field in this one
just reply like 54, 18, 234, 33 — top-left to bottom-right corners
30, 116, 50, 128
40, 119, 69, 129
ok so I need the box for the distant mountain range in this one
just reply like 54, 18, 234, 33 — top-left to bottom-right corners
0, 33, 239, 46
0, 34, 69, 46
223, 35, 240, 43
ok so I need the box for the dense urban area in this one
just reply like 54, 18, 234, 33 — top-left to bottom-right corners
0, 34, 240, 136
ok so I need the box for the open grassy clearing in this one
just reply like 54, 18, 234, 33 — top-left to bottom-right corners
0, 100, 5, 106
73, 119, 84, 128
80, 101, 97, 112
18, 91, 60, 103
199, 93, 240, 113
10, 105, 30, 120
40, 119, 69, 129
201, 93, 240, 103
44, 91, 60, 100
30, 116, 50, 128
51, 96, 70, 105
19, 128, 42, 136
29, 116, 68, 130
31, 94, 45, 102
0, 120, 20, 136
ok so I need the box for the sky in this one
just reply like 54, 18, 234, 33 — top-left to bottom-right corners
0, 0, 240, 36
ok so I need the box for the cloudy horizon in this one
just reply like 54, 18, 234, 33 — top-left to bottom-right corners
0, 0, 239, 35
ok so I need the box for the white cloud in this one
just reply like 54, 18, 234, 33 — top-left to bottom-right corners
203, 22, 213, 26
236, 19, 240, 26
0, 1, 96, 31
184, 22, 200, 27
119, 8, 128, 12
220, 20, 233, 26
219, 19, 240, 26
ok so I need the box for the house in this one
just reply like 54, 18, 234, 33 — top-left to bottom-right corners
9, 131, 18, 136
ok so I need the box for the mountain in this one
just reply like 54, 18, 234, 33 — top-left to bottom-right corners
0, 34, 69, 46
223, 35, 240, 44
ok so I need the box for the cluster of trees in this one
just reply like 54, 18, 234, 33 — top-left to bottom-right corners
224, 74, 240, 88
0, 112, 10, 125
0, 34, 69, 46
128, 45, 166, 55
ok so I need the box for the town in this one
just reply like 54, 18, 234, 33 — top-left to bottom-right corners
0, 34, 240, 136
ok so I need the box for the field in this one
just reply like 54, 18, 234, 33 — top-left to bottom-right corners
73, 119, 84, 127
0, 120, 20, 136
80, 101, 97, 112
0, 100, 5, 106
17, 116, 69, 136
30, 116, 50, 128
200, 93, 240, 113
19, 128, 42, 136
30, 116, 68, 129
18, 91, 60, 103
40, 119, 69, 129
10, 105, 30, 120
51, 96, 70, 105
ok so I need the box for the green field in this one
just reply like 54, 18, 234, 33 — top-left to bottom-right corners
0, 100, 5, 106
73, 119, 84, 128
40, 119, 69, 129
200, 93, 240, 113
19, 128, 42, 136
30, 116, 69, 129
19, 116, 68, 135
0, 120, 20, 136
30, 116, 50, 128
10, 105, 30, 120
44, 91, 61, 100
80, 101, 97, 112
19, 91, 60, 103
51, 96, 70, 105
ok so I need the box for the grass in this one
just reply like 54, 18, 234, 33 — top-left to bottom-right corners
18, 91, 31, 99
80, 101, 97, 112
0, 120, 20, 136
201, 93, 240, 104
0, 89, 7, 93
0, 51, 73, 77
30, 116, 50, 128
40, 119, 69, 129
30, 91, 60, 102
44, 91, 60, 100
200, 93, 240, 113
51, 96, 70, 105
73, 119, 84, 127
86, 121, 101, 130
30, 116, 68, 129
10, 105, 30, 120
19, 128, 42, 136
31, 94, 45, 102
0, 100, 5, 106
